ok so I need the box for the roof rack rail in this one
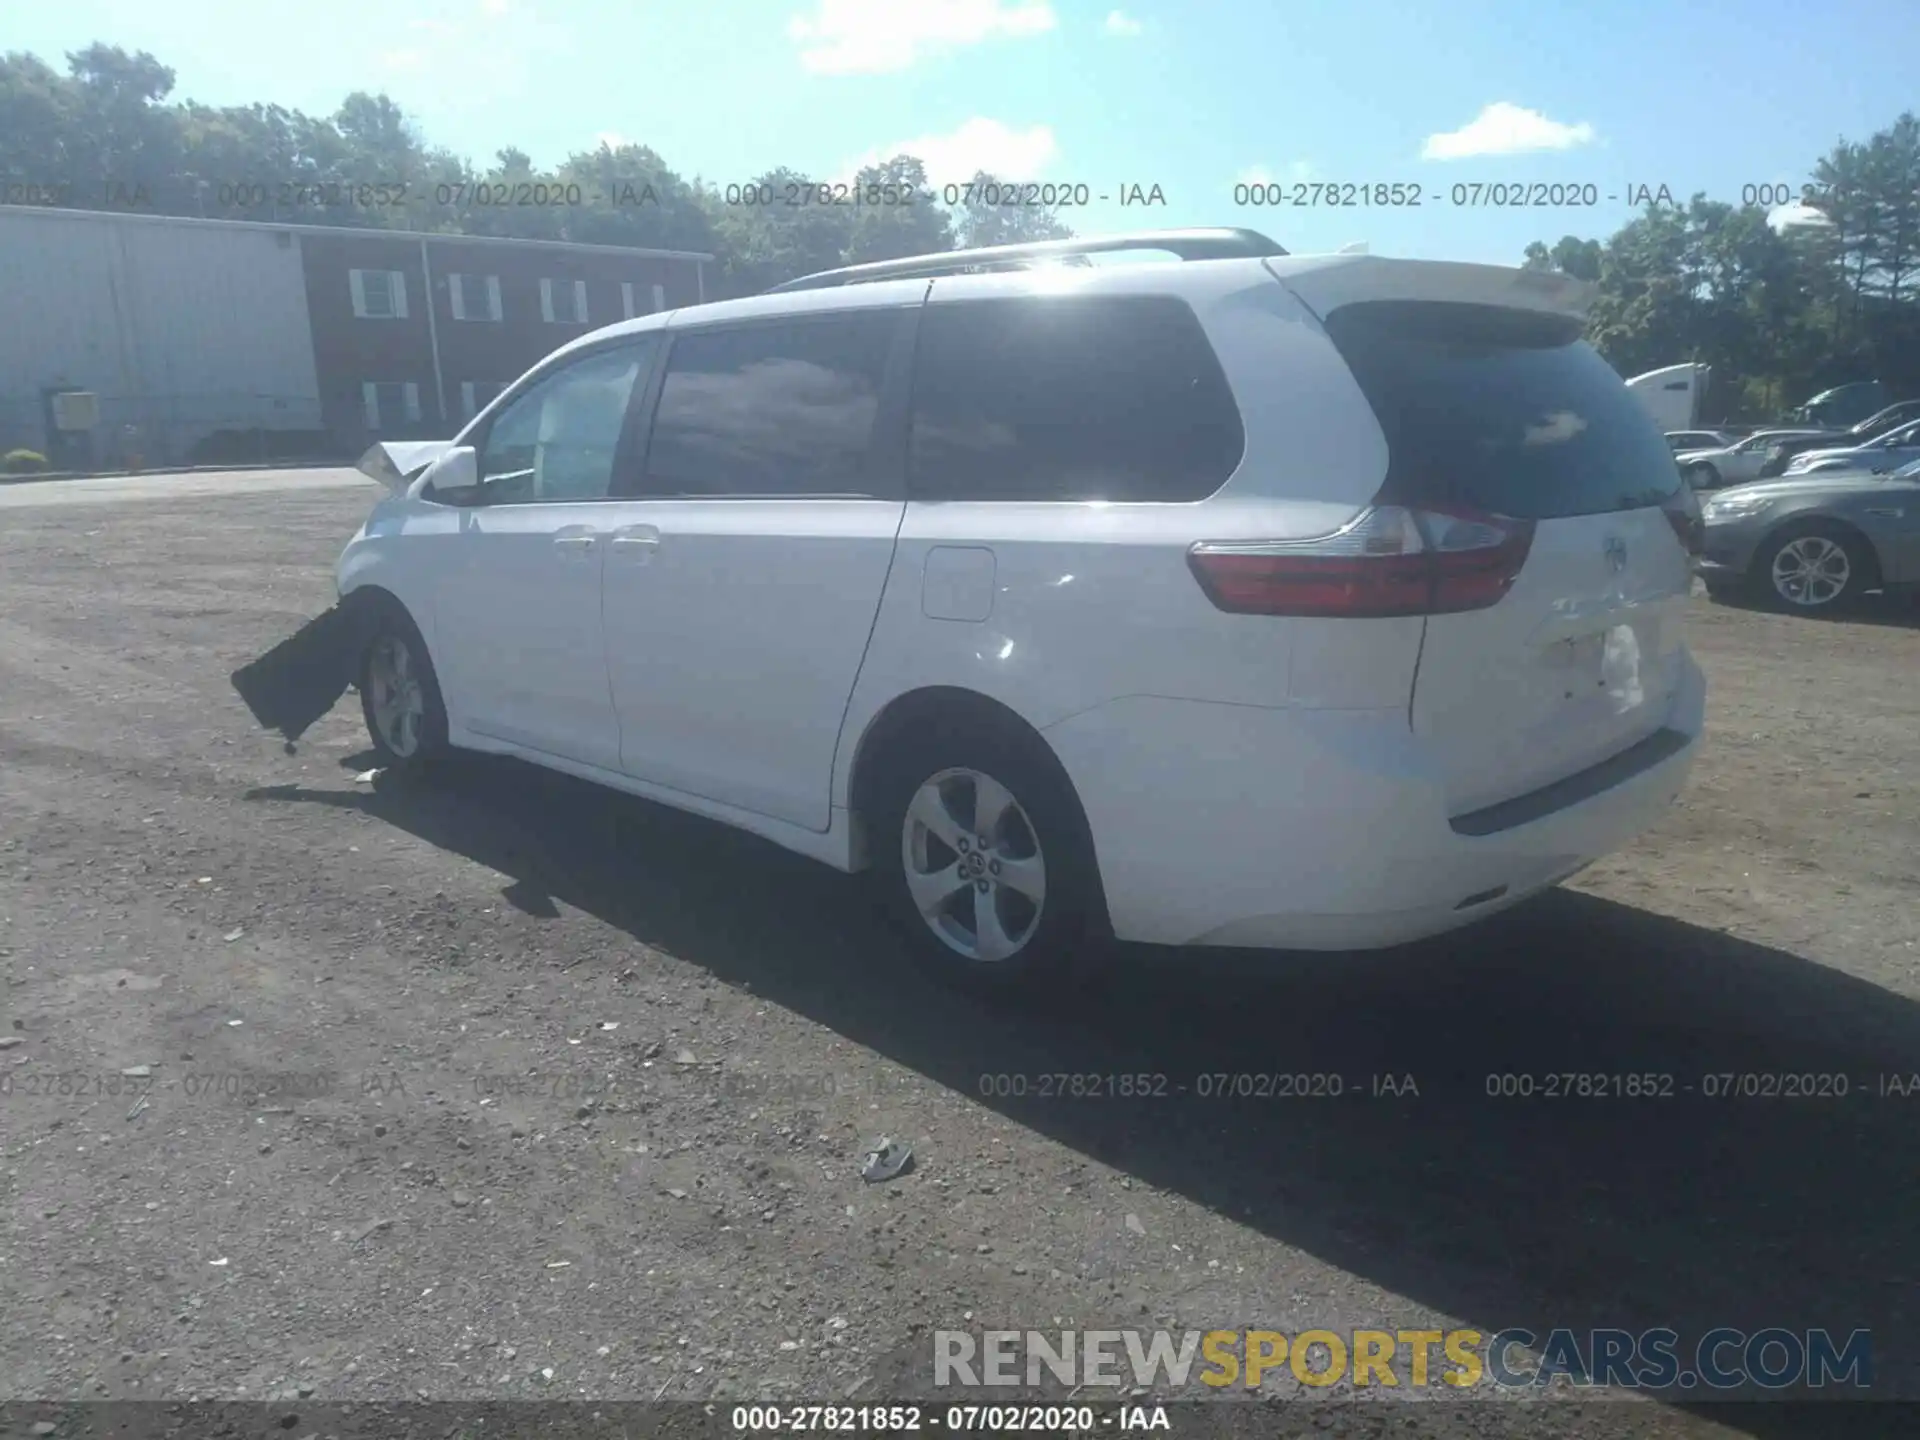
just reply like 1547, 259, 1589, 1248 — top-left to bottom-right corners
762, 227, 1288, 294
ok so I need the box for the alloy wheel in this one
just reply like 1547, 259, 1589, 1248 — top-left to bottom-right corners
1770, 535, 1851, 608
900, 767, 1047, 963
367, 633, 427, 757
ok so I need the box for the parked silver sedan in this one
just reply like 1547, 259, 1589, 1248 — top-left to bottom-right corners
1673, 429, 1833, 489
1695, 459, 1920, 610
1666, 429, 1733, 453
1783, 416, 1920, 476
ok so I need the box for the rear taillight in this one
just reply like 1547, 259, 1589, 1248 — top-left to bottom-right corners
1187, 504, 1535, 618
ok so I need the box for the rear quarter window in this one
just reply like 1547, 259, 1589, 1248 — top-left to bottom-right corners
1323, 301, 1682, 520
908, 294, 1245, 503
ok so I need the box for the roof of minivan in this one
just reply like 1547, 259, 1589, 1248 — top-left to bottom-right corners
541, 247, 1588, 366
548, 254, 1284, 361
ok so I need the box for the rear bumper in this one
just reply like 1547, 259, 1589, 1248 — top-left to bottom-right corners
1044, 652, 1705, 951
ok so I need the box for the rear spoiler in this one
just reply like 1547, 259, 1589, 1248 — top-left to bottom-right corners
356, 441, 453, 495
1266, 254, 1595, 324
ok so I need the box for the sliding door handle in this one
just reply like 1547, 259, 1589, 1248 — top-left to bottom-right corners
609, 525, 661, 563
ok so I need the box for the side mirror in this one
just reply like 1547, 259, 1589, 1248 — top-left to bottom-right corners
412, 446, 482, 504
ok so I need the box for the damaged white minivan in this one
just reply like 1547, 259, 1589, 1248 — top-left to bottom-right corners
335, 228, 1705, 990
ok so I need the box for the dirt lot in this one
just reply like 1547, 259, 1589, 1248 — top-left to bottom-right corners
1, 472, 1916, 1440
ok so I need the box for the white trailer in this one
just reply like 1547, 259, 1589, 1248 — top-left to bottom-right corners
1626, 363, 1711, 431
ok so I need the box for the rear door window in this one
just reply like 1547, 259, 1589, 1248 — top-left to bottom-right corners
908, 295, 1245, 502
641, 313, 899, 498
1322, 301, 1681, 520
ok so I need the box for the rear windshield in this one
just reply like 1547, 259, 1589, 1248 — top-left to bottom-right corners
1322, 301, 1682, 520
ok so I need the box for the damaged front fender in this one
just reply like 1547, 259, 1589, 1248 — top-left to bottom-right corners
357, 440, 454, 496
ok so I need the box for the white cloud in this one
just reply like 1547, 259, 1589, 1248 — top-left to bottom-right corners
1104, 9, 1143, 35
597, 131, 630, 150
1770, 201, 1834, 233
481, 0, 510, 12
837, 117, 1059, 187
789, 0, 1057, 75
1421, 103, 1596, 160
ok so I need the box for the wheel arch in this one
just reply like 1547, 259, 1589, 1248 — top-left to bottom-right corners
843, 685, 1113, 936
338, 579, 408, 621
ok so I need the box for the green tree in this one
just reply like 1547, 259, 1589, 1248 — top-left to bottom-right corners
61, 44, 179, 203
0, 51, 79, 192
950, 170, 1076, 249
698, 166, 857, 297
842, 155, 953, 264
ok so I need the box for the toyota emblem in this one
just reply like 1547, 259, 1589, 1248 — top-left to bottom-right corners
1604, 536, 1628, 574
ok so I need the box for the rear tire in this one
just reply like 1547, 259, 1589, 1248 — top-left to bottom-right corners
1754, 521, 1875, 614
869, 726, 1100, 996
358, 599, 450, 771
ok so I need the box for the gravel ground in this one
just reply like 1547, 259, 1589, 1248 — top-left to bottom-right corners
2, 471, 1916, 1440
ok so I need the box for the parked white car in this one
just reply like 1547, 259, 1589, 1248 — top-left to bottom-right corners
1666, 429, 1733, 453
1783, 417, 1920, 475
1673, 429, 1833, 489
335, 228, 1705, 990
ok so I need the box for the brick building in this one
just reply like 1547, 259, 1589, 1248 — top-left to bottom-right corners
0, 205, 713, 467
297, 223, 710, 446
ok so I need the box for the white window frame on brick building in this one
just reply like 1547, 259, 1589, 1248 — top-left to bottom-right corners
458, 380, 511, 421
449, 273, 503, 322
622, 281, 669, 318
362, 381, 422, 431
349, 269, 409, 319
540, 277, 589, 324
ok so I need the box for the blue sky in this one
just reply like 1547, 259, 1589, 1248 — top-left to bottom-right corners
14, 0, 1920, 263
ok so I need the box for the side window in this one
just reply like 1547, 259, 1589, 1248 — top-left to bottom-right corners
474, 341, 654, 504
908, 296, 1246, 503
641, 313, 898, 498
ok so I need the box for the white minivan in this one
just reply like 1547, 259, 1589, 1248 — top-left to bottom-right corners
337, 228, 1705, 990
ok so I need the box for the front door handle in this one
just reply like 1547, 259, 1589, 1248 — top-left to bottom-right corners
552, 530, 599, 564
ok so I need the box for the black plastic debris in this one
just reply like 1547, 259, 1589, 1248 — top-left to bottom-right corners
860, 1137, 913, 1183
229, 601, 376, 746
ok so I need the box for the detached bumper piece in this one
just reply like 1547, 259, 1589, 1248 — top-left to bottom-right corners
229, 600, 378, 744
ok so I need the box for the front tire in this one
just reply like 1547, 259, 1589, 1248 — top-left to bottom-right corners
1686, 462, 1720, 490
358, 600, 450, 770
1756, 522, 1873, 613
871, 730, 1099, 995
